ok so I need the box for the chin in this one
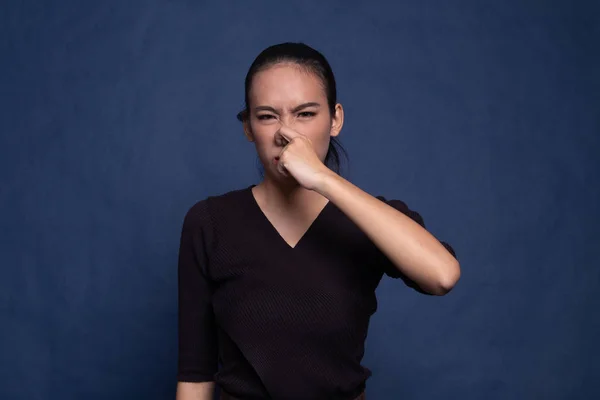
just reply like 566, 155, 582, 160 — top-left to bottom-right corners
269, 170, 298, 185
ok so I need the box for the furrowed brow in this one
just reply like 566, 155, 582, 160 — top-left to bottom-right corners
292, 102, 321, 112
254, 105, 279, 113
254, 102, 321, 114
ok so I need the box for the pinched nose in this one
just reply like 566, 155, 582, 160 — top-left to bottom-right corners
274, 129, 290, 147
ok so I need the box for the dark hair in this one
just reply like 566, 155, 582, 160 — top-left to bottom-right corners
237, 42, 348, 177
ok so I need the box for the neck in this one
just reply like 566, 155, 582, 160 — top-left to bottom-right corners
254, 177, 327, 213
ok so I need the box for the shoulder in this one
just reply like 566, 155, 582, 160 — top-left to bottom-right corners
377, 193, 457, 258
183, 198, 210, 227
376, 195, 425, 227
182, 185, 251, 228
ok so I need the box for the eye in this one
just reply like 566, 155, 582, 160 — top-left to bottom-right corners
298, 111, 316, 118
257, 114, 276, 120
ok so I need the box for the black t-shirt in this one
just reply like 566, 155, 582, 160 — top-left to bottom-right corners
177, 184, 456, 399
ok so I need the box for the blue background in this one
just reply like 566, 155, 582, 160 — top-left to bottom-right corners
1, 1, 599, 399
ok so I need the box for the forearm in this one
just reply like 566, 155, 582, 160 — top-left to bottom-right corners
315, 171, 460, 295
176, 381, 215, 400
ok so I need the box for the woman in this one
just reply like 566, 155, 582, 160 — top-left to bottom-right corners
176, 42, 460, 400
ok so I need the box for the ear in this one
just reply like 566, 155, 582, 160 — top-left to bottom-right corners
243, 118, 254, 142
329, 103, 344, 138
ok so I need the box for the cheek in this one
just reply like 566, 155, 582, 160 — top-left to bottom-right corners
302, 119, 333, 159
250, 122, 276, 144
250, 117, 331, 156
309, 118, 333, 145
250, 125, 279, 161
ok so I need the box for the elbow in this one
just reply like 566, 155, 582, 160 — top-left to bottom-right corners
434, 260, 461, 296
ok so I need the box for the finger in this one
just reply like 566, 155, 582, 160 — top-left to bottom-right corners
277, 140, 292, 160
277, 157, 288, 175
276, 123, 303, 143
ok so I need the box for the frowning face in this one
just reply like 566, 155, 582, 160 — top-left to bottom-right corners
243, 62, 343, 180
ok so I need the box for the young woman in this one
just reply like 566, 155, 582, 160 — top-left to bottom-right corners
176, 42, 460, 400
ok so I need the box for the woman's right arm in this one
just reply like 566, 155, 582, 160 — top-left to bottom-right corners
176, 381, 215, 400
176, 201, 219, 399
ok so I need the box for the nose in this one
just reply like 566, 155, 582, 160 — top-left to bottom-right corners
274, 118, 293, 146
277, 114, 296, 128
274, 131, 288, 147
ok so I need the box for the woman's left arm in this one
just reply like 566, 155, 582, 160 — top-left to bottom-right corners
315, 171, 461, 296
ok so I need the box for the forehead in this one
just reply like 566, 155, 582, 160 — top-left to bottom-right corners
249, 63, 326, 106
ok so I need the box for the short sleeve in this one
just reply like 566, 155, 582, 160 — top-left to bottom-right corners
375, 196, 457, 287
176, 199, 218, 382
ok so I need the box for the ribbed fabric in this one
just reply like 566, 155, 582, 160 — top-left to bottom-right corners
220, 387, 366, 400
177, 184, 456, 399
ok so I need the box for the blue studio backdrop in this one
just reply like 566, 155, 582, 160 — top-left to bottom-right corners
1, 1, 598, 399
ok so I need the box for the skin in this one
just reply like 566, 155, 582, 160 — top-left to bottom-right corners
243, 63, 344, 247
241, 61, 459, 293
176, 61, 461, 400
175, 381, 214, 400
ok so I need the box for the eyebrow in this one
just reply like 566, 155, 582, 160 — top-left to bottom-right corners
254, 102, 321, 114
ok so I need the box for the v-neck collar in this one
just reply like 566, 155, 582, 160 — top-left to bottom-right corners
246, 184, 331, 250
